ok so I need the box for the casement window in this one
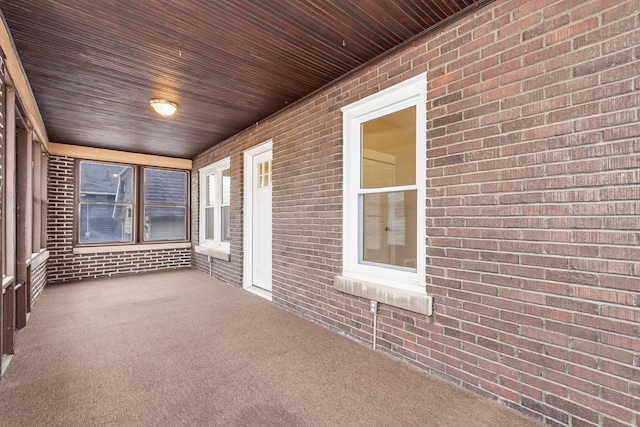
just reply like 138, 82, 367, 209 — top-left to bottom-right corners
338, 73, 431, 314
199, 158, 230, 252
76, 160, 188, 245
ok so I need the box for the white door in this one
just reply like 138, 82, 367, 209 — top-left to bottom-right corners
243, 141, 273, 298
252, 150, 272, 291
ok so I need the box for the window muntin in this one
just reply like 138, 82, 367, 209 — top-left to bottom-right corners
342, 73, 426, 291
143, 168, 187, 241
199, 158, 231, 250
76, 160, 189, 245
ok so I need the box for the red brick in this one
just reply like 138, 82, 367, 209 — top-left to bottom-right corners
518, 349, 566, 374
602, 0, 640, 25
545, 394, 599, 424
574, 313, 636, 336
601, 305, 640, 323
572, 390, 635, 424
498, 11, 542, 39
572, 339, 635, 366
574, 50, 635, 78
600, 275, 640, 292
546, 296, 600, 315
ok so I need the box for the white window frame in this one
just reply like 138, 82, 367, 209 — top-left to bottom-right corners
341, 73, 427, 293
199, 157, 231, 253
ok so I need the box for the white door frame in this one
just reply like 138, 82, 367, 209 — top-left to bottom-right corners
243, 140, 273, 301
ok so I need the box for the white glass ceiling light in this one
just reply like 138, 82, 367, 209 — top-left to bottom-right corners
149, 98, 178, 117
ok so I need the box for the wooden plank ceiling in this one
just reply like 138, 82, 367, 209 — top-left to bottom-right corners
0, 0, 486, 159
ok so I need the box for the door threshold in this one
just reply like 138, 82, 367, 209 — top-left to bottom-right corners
245, 286, 272, 302
1, 354, 14, 376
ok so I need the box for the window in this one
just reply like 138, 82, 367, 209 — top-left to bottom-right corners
143, 168, 188, 241
77, 160, 188, 245
32, 141, 49, 254
341, 73, 427, 293
199, 158, 231, 251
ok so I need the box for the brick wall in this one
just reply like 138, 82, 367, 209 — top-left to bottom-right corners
192, 1, 640, 426
30, 257, 46, 305
48, 155, 191, 284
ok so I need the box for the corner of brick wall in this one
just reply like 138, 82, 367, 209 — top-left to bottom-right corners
47, 155, 191, 284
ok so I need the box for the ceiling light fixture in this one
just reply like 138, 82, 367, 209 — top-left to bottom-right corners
149, 98, 178, 117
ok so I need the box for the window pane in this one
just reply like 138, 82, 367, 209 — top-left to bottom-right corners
205, 206, 215, 240
144, 169, 186, 204
206, 174, 216, 207
144, 206, 186, 241
222, 168, 230, 205
361, 106, 416, 189
79, 160, 134, 244
221, 205, 230, 242
80, 161, 133, 203
361, 190, 416, 270
79, 203, 133, 244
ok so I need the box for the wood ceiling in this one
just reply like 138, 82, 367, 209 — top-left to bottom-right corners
0, 0, 486, 159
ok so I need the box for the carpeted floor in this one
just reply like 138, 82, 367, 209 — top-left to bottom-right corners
0, 269, 542, 426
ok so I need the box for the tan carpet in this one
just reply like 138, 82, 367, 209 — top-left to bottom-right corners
0, 269, 542, 426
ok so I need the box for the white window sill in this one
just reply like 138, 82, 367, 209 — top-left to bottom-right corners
334, 275, 433, 316
194, 245, 231, 262
73, 242, 191, 255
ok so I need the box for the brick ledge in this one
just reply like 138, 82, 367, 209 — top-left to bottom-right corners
73, 242, 191, 254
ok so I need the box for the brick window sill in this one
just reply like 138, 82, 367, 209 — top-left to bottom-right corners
73, 242, 191, 255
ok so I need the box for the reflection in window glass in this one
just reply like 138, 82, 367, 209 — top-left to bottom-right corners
207, 175, 216, 206
361, 106, 416, 189
78, 161, 134, 244
144, 206, 186, 241
143, 168, 187, 241
361, 190, 416, 270
144, 169, 187, 204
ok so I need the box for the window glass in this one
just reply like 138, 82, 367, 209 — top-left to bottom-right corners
207, 174, 216, 207
361, 190, 416, 269
221, 168, 231, 242
79, 161, 134, 244
361, 106, 416, 189
205, 174, 216, 240
143, 168, 187, 241
144, 206, 186, 241
144, 168, 186, 205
